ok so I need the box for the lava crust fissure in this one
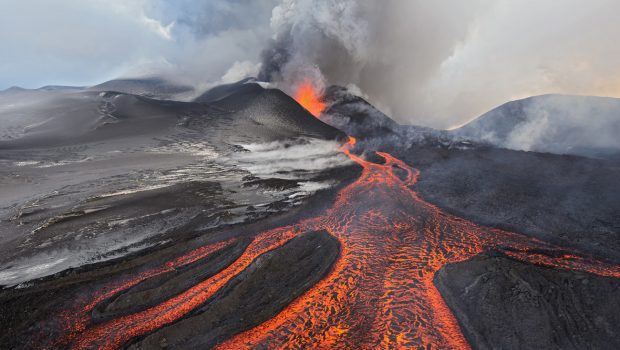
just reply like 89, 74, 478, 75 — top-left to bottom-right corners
54, 137, 620, 350
91, 239, 250, 323
126, 230, 340, 349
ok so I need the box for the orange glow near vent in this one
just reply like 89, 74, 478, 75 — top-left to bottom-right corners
294, 80, 326, 117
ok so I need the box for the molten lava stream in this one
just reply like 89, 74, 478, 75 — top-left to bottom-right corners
57, 95, 620, 349
58, 238, 235, 346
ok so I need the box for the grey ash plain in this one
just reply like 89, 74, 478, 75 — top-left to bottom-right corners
0, 78, 619, 349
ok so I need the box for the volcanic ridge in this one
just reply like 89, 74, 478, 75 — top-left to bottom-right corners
0, 78, 619, 350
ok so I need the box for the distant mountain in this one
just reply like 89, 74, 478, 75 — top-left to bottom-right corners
89, 77, 194, 100
38, 85, 85, 91
0, 85, 84, 94
2, 78, 192, 99
193, 78, 263, 104
454, 94, 620, 158
1, 86, 28, 93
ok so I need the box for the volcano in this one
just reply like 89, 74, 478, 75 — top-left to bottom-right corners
1, 79, 619, 350
453, 94, 620, 159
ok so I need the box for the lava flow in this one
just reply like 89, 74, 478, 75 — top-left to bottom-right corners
54, 91, 620, 349
293, 79, 326, 117
57, 239, 236, 345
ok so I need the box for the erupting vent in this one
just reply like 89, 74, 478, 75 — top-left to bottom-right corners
294, 80, 326, 117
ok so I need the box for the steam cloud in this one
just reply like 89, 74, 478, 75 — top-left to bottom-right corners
457, 94, 620, 157
3, 0, 620, 129
232, 138, 350, 177
259, 0, 620, 129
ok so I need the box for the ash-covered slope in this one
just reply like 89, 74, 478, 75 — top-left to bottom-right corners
196, 79, 345, 142
89, 78, 195, 100
193, 78, 263, 103
0, 91, 193, 149
408, 146, 620, 263
321, 86, 401, 138
454, 94, 620, 158
0, 81, 343, 150
0, 81, 349, 287
436, 252, 620, 350
321, 86, 463, 152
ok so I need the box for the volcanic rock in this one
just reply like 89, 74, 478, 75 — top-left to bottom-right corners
435, 252, 620, 349
127, 230, 340, 350
453, 94, 620, 158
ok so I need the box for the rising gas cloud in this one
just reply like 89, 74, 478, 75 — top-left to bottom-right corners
256, 0, 620, 129
4, 0, 620, 128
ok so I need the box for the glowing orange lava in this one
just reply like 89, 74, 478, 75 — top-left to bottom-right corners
57, 239, 235, 347
55, 135, 620, 350
294, 80, 326, 117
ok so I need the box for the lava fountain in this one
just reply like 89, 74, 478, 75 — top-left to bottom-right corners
293, 79, 326, 117
52, 83, 620, 350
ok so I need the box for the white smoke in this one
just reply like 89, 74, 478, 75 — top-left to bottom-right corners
4, 1, 620, 130
504, 110, 552, 152
268, 0, 369, 90
258, 0, 620, 129
260, 0, 485, 124
220, 61, 262, 84
231, 138, 351, 178
458, 94, 620, 157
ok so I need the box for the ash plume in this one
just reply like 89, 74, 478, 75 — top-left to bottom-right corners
256, 0, 483, 124
255, 0, 620, 130
4, 1, 620, 129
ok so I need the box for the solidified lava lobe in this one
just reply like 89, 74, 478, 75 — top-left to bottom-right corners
294, 79, 326, 117
58, 239, 235, 347
57, 86, 620, 349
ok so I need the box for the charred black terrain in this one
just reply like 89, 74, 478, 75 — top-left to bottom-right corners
0, 80, 619, 350
127, 230, 340, 350
435, 252, 620, 350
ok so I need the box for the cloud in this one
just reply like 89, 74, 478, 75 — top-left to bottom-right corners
0, 0, 275, 90
0, 1, 172, 88
2, 0, 620, 129
258, 0, 486, 127
257, 0, 620, 129
423, 0, 620, 128
220, 61, 262, 84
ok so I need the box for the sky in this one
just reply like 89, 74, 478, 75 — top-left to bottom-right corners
1, 0, 619, 128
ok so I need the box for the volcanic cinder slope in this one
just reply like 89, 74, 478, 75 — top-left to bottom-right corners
0, 79, 619, 350
0, 78, 348, 286
453, 94, 620, 159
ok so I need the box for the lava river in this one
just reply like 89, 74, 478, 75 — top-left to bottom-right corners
56, 135, 620, 350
